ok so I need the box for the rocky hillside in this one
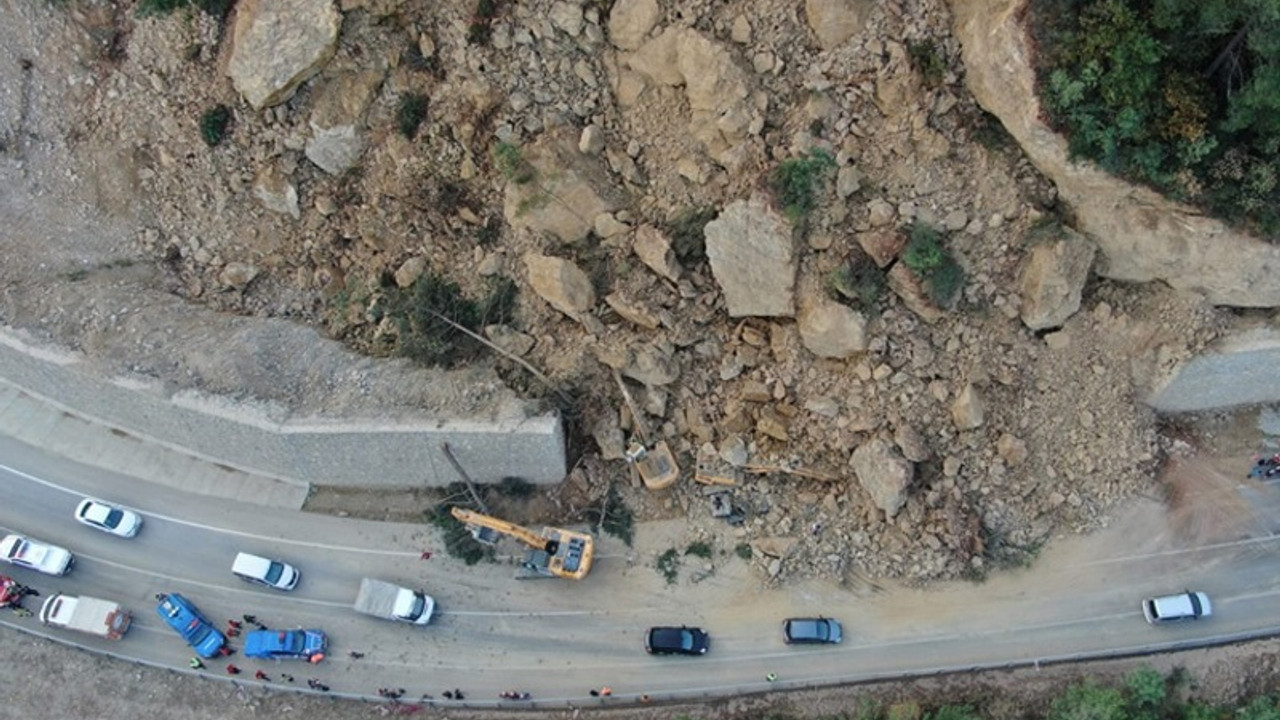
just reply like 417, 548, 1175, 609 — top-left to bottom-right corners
1, 0, 1234, 583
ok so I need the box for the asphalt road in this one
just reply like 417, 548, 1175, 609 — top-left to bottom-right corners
4, 432, 1280, 708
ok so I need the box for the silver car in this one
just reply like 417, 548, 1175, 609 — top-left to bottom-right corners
75, 498, 143, 538
1, 534, 74, 575
1142, 591, 1212, 624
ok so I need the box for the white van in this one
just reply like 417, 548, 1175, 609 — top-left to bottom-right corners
231, 552, 300, 591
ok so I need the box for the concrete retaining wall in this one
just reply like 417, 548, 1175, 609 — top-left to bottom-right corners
0, 331, 566, 486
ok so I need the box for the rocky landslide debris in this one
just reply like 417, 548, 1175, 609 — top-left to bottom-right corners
20, 0, 1236, 586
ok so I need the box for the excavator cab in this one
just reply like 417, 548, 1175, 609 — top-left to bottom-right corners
451, 508, 594, 581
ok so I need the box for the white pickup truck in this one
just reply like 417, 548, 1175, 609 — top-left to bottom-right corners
353, 578, 434, 625
39, 593, 132, 640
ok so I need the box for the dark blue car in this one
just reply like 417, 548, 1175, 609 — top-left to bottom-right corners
155, 593, 226, 658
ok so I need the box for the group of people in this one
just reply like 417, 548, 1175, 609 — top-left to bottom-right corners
499, 690, 533, 700
1250, 454, 1280, 479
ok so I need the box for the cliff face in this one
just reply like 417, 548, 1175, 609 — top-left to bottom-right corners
950, 0, 1280, 308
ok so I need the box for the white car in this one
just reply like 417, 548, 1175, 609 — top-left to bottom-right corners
232, 552, 300, 591
1142, 591, 1212, 624
74, 498, 143, 538
1, 534, 74, 575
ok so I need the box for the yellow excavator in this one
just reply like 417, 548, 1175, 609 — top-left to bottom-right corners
449, 508, 594, 580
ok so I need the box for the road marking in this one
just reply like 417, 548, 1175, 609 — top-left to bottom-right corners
1072, 533, 1280, 567
0, 461, 419, 557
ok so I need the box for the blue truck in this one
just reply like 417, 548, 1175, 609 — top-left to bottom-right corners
155, 593, 226, 658
244, 628, 328, 661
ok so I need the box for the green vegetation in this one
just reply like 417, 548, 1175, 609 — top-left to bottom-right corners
684, 540, 713, 559
396, 94, 429, 139
137, 0, 233, 19
426, 503, 490, 565
199, 105, 232, 148
829, 254, 887, 309
493, 141, 535, 184
734, 542, 754, 561
493, 476, 535, 500
1032, 0, 1280, 238
585, 485, 634, 546
467, 0, 503, 45
666, 207, 718, 264
769, 148, 838, 221
901, 222, 965, 307
377, 273, 518, 367
908, 40, 947, 86
656, 548, 680, 584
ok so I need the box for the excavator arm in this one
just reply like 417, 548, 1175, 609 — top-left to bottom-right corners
450, 508, 547, 550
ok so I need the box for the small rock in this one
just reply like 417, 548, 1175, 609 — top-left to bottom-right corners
579, 124, 605, 155
594, 212, 630, 238
607, 0, 661, 50
731, 15, 752, 43
837, 165, 862, 198
943, 210, 968, 232
314, 194, 337, 216
524, 253, 596, 319
719, 435, 749, 466
219, 262, 260, 291
798, 298, 868, 358
394, 256, 427, 288
251, 163, 300, 219
605, 292, 661, 329
858, 229, 907, 268
943, 455, 963, 478
484, 324, 536, 356
997, 433, 1028, 466
633, 224, 682, 282
803, 396, 840, 418
951, 383, 986, 431
893, 423, 929, 462
549, 0, 585, 36
867, 198, 895, 227
850, 438, 913, 518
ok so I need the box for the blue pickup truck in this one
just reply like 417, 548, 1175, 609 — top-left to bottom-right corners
155, 593, 226, 658
244, 628, 328, 661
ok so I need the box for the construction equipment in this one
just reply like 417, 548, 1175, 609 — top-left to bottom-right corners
450, 508, 594, 580
611, 369, 679, 490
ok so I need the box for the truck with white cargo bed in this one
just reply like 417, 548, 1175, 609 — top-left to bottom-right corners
353, 578, 434, 625
39, 593, 131, 640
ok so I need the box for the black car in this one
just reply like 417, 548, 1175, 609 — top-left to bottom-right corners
783, 617, 843, 644
645, 625, 710, 655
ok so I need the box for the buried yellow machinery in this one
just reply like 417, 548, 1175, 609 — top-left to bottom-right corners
450, 508, 594, 580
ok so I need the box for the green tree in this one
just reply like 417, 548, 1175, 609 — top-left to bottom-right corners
1051, 681, 1127, 720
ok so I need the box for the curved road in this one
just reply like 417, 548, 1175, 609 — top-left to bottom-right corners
3, 432, 1280, 706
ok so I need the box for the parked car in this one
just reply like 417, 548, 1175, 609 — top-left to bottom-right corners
1142, 591, 1212, 624
74, 498, 143, 538
245, 628, 328, 661
644, 626, 710, 655
0, 534, 73, 576
231, 552, 300, 591
155, 593, 226, 658
783, 616, 843, 644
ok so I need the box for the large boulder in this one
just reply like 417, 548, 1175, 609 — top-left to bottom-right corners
503, 128, 628, 244
804, 0, 875, 51
607, 0, 661, 51
1019, 227, 1096, 330
704, 196, 796, 317
227, 0, 341, 110
305, 69, 385, 176
850, 438, 913, 518
951, 0, 1280, 307
523, 253, 596, 320
622, 28, 760, 163
798, 298, 868, 358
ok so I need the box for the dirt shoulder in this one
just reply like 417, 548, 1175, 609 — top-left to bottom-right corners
2, 623, 1277, 720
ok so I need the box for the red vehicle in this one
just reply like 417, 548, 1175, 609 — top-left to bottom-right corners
0, 575, 34, 608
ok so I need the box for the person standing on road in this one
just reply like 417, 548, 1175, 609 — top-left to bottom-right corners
189, 658, 205, 670
766, 672, 778, 682
254, 670, 270, 681
226, 664, 241, 675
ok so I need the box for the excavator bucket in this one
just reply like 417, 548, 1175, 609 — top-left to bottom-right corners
630, 440, 679, 490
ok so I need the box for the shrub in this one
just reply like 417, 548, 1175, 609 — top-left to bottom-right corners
467, 0, 502, 45
770, 148, 837, 220
902, 223, 965, 308
200, 105, 232, 148
656, 548, 680, 584
426, 504, 490, 565
684, 540, 712, 559
585, 485, 634, 546
494, 476, 535, 499
734, 542, 753, 561
396, 94, 429, 139
928, 706, 982, 720
137, 0, 233, 19
830, 255, 886, 308
1051, 682, 1126, 720
494, 141, 535, 184
908, 40, 947, 86
666, 207, 717, 263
